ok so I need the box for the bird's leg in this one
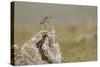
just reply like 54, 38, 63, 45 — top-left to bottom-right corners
42, 23, 46, 30
43, 21, 50, 30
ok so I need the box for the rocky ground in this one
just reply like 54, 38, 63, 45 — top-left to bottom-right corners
12, 29, 62, 65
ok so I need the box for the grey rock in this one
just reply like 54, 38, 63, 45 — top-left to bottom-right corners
13, 29, 62, 65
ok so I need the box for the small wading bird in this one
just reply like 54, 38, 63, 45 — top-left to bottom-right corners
36, 16, 54, 63
40, 16, 53, 30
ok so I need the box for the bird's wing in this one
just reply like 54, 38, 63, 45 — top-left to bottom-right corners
40, 17, 48, 24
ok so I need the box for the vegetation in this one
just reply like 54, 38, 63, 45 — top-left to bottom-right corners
14, 20, 97, 63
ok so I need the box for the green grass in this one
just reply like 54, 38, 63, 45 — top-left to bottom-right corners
14, 22, 97, 62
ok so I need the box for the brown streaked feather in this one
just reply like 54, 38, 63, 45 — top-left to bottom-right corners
40, 17, 49, 24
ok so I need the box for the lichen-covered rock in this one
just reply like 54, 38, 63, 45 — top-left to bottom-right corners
13, 29, 62, 65
42, 29, 62, 63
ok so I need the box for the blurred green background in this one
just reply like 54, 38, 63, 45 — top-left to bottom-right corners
14, 2, 97, 62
